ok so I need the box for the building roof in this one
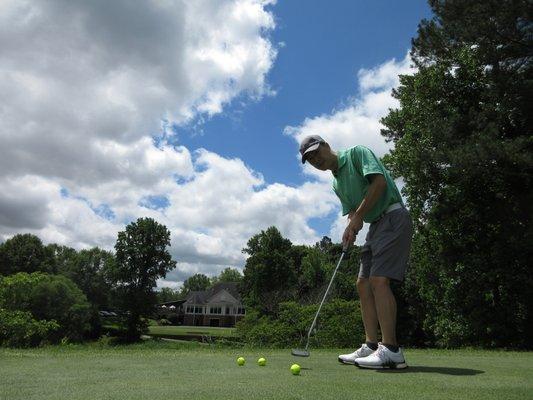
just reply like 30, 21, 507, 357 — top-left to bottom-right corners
185, 282, 241, 305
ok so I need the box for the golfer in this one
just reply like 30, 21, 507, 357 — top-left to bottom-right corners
299, 135, 413, 369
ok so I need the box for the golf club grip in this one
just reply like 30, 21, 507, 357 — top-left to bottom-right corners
304, 251, 345, 349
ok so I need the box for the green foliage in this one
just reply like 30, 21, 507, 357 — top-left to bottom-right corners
241, 227, 297, 314
212, 267, 243, 284
0, 234, 55, 275
313, 299, 365, 347
300, 248, 328, 292
110, 218, 176, 341
56, 247, 115, 310
0, 309, 59, 348
236, 300, 364, 348
380, 0, 532, 348
181, 273, 211, 296
46, 244, 78, 277
43, 245, 114, 339
0, 272, 91, 343
238, 229, 363, 348
156, 287, 181, 303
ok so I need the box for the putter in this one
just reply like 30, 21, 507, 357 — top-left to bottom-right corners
292, 246, 348, 357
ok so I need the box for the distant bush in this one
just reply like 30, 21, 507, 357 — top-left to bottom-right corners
0, 272, 92, 344
0, 309, 59, 347
236, 299, 364, 348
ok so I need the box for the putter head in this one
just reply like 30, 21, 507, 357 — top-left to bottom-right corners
291, 348, 310, 357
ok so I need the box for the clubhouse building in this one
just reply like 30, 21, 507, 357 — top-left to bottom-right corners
158, 282, 245, 328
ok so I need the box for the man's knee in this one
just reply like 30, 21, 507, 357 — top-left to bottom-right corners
369, 276, 390, 292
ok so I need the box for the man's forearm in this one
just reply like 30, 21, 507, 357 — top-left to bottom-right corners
351, 175, 387, 220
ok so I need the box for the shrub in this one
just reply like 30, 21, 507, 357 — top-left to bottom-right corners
236, 299, 364, 348
0, 272, 91, 343
0, 309, 59, 347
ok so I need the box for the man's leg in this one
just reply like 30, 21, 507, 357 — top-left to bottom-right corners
354, 209, 412, 369
369, 276, 397, 346
338, 276, 379, 364
355, 275, 407, 369
356, 277, 379, 344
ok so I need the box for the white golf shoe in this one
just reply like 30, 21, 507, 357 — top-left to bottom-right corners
338, 343, 375, 365
354, 343, 408, 369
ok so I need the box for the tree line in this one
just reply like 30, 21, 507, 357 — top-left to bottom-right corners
0, 222, 246, 346
0, 218, 176, 345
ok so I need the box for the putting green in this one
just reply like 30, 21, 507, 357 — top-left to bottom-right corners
0, 341, 531, 400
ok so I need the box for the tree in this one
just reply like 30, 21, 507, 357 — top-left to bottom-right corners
212, 267, 243, 284
297, 247, 329, 303
0, 272, 91, 342
110, 218, 176, 341
380, 0, 532, 347
310, 239, 360, 302
66, 248, 114, 310
315, 236, 333, 254
180, 273, 211, 296
47, 244, 78, 277
241, 227, 296, 315
156, 287, 181, 303
0, 234, 55, 275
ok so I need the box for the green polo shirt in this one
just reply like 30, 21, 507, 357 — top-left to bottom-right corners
332, 146, 403, 223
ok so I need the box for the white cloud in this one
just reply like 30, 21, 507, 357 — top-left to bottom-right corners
0, 0, 287, 286
0, 1, 278, 182
357, 57, 413, 94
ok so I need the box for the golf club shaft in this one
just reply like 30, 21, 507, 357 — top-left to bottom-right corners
304, 250, 346, 351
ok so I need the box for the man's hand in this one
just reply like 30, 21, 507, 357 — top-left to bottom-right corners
343, 213, 363, 249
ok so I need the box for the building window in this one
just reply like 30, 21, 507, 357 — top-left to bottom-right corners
226, 307, 230, 315
209, 307, 221, 314
194, 306, 203, 314
237, 307, 245, 315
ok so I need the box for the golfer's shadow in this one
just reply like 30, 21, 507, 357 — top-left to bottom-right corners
375, 366, 484, 376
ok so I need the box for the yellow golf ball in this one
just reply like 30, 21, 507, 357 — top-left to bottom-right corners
290, 364, 301, 375
237, 357, 245, 366
257, 357, 266, 366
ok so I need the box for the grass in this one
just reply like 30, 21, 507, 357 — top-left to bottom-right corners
1, 340, 531, 400
147, 325, 237, 338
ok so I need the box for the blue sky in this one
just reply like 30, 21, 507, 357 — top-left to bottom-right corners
0, 0, 432, 287
177, 1, 431, 185
173, 0, 431, 240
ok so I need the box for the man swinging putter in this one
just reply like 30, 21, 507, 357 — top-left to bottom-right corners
300, 135, 413, 369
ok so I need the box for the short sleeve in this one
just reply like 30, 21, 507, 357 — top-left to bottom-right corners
351, 146, 384, 179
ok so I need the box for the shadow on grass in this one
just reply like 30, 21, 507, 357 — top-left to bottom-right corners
375, 366, 485, 376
